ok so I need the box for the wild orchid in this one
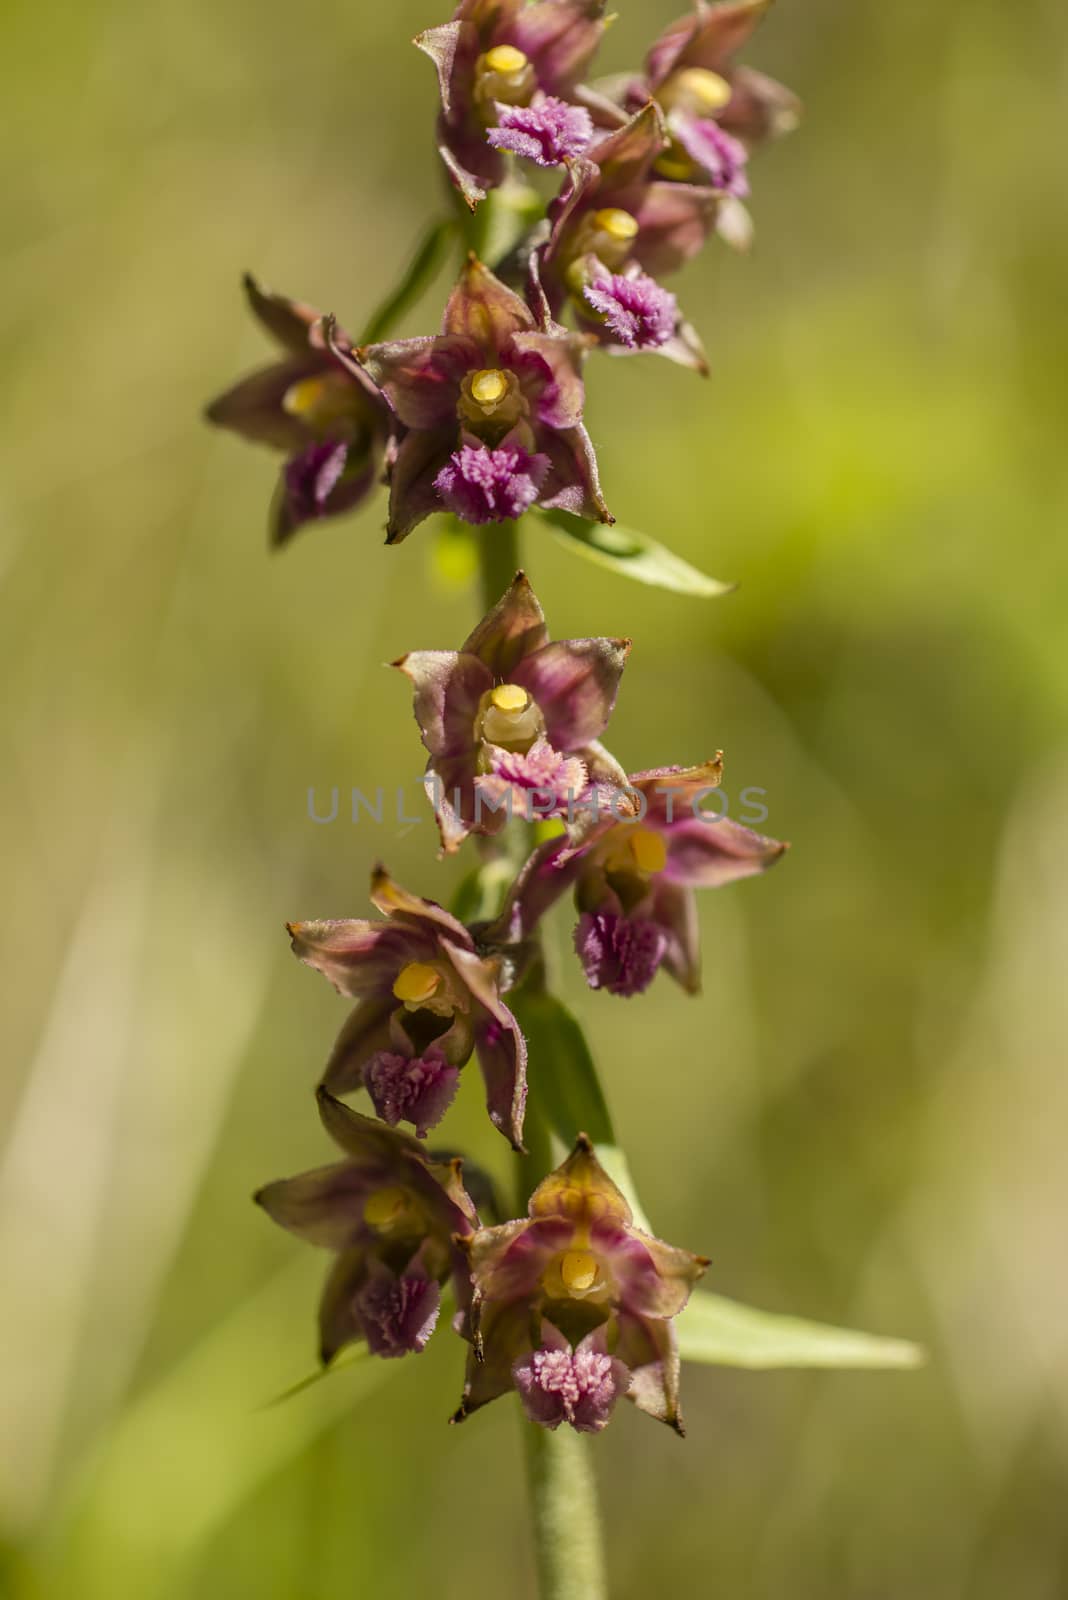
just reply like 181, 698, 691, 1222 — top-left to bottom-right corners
256, 1088, 478, 1360
326, 256, 610, 541
498, 758, 787, 995
453, 1135, 707, 1432
216, 8, 921, 1597
614, 0, 801, 247
416, 0, 610, 207
532, 101, 717, 367
396, 570, 629, 852
205, 275, 393, 544
289, 865, 527, 1148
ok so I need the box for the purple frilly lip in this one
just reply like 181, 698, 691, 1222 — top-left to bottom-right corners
487, 94, 594, 166
415, 0, 612, 208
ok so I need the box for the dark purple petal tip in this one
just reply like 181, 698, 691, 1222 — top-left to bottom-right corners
575, 910, 668, 997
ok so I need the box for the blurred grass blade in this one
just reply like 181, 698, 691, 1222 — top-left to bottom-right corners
535, 508, 736, 598
678, 1290, 925, 1370
45, 1261, 400, 1600
511, 988, 614, 1147
263, 1343, 370, 1408
360, 218, 457, 344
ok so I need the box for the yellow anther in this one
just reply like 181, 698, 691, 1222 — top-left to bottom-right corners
470, 368, 510, 407
484, 44, 528, 75
490, 682, 529, 714
592, 207, 639, 243
560, 1250, 600, 1294
282, 376, 327, 416
363, 1185, 413, 1230
392, 961, 442, 1004
629, 828, 668, 875
672, 67, 732, 113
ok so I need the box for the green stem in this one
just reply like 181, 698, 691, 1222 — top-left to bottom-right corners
516, 1101, 607, 1600
523, 1411, 608, 1600
478, 519, 522, 613
474, 522, 607, 1599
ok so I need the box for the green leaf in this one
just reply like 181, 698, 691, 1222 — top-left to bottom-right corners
360, 218, 458, 344
510, 988, 614, 1148
677, 1290, 925, 1370
534, 507, 735, 598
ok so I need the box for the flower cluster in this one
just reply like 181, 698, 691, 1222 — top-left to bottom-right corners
236, 0, 798, 1443
207, 0, 797, 542
256, 573, 786, 1431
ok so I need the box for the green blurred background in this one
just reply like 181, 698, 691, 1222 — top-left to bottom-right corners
3, 0, 1067, 1594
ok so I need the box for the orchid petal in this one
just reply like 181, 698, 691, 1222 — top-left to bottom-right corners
662, 813, 788, 887
461, 570, 548, 673
513, 636, 630, 749
254, 1163, 370, 1249
393, 648, 492, 760
287, 918, 433, 997
358, 334, 475, 429
510, 0, 610, 93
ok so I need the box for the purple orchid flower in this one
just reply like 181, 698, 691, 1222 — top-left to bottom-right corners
329, 256, 611, 541
205, 275, 394, 545
452, 1135, 708, 1432
289, 865, 528, 1149
496, 757, 788, 997
255, 1088, 478, 1363
531, 103, 716, 372
415, 0, 610, 208
395, 570, 630, 854
590, 1, 800, 249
